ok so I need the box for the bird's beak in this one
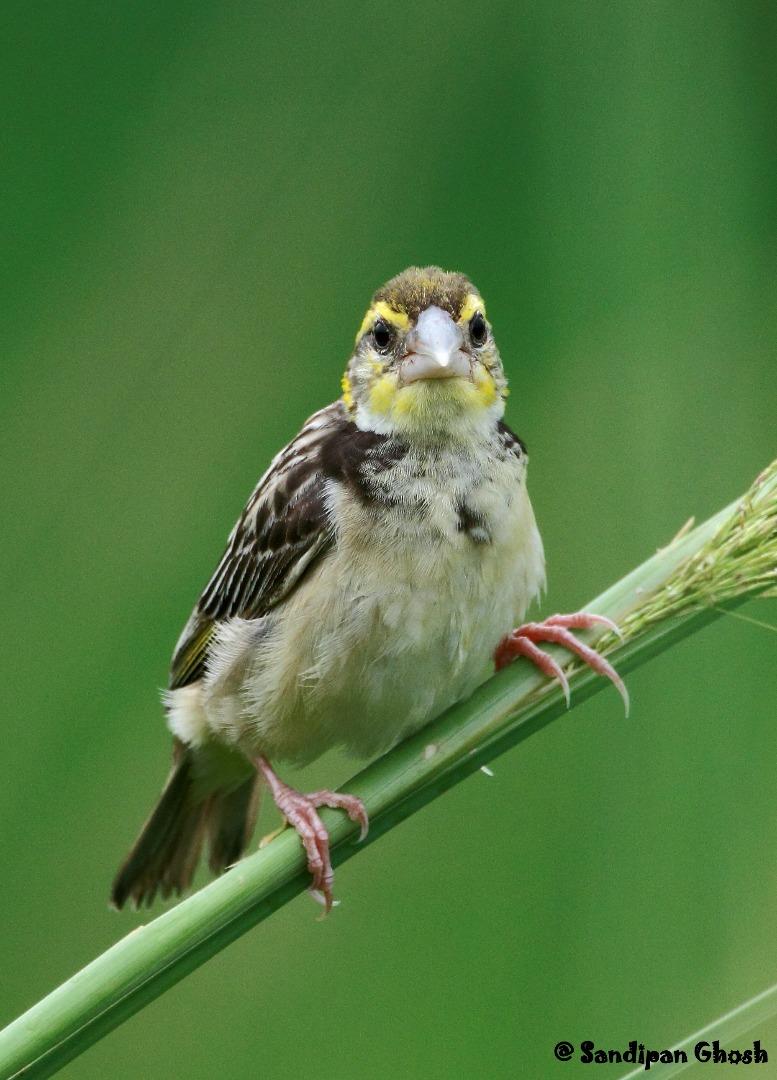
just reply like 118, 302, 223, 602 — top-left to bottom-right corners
400, 305, 471, 384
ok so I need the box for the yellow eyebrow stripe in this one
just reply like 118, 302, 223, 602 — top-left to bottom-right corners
356, 301, 411, 342
458, 293, 486, 324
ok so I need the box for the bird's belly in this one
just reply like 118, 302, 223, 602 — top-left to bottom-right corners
286, 552, 517, 760
196, 493, 544, 764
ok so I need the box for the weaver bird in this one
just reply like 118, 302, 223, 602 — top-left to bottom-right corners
111, 266, 626, 912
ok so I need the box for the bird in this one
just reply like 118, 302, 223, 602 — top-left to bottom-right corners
111, 266, 626, 912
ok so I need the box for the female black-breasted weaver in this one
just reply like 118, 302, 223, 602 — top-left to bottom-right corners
111, 266, 626, 912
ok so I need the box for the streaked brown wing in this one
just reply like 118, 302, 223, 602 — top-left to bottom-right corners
168, 403, 342, 690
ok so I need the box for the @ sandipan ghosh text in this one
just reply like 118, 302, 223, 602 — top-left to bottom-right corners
553, 1038, 767, 1069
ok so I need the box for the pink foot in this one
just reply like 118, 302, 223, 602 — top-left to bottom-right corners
256, 756, 369, 913
494, 612, 629, 715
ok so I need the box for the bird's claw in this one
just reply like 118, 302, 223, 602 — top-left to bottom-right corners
255, 756, 369, 914
306, 790, 370, 842
494, 611, 629, 716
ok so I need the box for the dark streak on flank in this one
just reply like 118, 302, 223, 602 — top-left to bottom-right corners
456, 502, 492, 544
319, 415, 407, 506
497, 420, 527, 459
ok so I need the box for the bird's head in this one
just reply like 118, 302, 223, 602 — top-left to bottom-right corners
342, 266, 507, 440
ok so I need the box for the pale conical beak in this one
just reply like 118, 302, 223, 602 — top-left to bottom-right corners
400, 305, 471, 384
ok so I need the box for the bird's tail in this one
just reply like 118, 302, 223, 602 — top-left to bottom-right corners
111, 740, 259, 910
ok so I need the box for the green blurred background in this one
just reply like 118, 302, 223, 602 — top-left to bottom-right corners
2, 1, 777, 1076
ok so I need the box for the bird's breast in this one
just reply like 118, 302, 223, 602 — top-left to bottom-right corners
204, 437, 545, 764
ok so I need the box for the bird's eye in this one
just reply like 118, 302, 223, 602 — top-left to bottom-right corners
372, 319, 392, 352
470, 311, 487, 347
